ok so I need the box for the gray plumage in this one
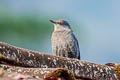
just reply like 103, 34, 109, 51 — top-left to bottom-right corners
50, 19, 80, 59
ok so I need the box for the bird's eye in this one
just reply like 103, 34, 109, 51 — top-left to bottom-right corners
59, 23, 63, 25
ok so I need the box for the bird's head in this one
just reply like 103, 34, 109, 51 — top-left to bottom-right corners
50, 19, 72, 31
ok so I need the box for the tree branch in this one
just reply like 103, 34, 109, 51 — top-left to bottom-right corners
0, 64, 77, 80
0, 42, 118, 80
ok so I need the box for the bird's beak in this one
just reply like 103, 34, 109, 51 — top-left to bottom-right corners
49, 20, 57, 24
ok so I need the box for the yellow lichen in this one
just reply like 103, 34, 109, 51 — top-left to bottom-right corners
0, 53, 4, 58
0, 53, 8, 60
0, 53, 10, 60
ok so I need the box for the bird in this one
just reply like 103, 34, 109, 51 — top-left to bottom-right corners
50, 19, 80, 59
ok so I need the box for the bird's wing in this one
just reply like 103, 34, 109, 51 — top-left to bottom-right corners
69, 32, 80, 59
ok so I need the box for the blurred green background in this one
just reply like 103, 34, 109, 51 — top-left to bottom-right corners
0, 0, 120, 64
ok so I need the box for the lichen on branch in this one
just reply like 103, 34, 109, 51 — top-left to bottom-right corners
0, 42, 118, 80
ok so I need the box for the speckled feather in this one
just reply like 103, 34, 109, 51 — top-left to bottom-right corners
52, 30, 80, 59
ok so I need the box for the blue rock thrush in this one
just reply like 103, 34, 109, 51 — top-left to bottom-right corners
50, 19, 80, 59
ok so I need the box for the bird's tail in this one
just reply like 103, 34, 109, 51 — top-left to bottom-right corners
78, 54, 80, 60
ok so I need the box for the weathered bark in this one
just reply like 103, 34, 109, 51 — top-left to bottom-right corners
0, 64, 77, 80
0, 67, 41, 80
0, 42, 118, 80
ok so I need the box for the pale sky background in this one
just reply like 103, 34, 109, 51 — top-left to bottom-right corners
0, 0, 120, 64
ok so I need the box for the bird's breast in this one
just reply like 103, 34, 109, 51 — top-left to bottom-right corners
52, 31, 72, 42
